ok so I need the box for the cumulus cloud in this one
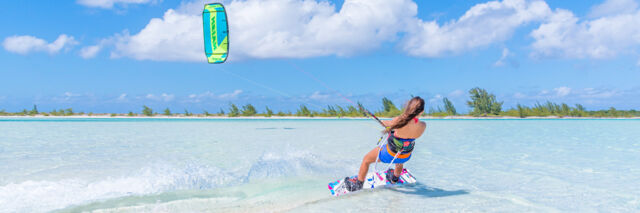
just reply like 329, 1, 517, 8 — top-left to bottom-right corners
145, 93, 175, 102
493, 48, 511, 67
79, 45, 102, 59
512, 87, 622, 101
50, 92, 96, 103
309, 91, 330, 100
553, 86, 571, 97
2, 34, 77, 55
87, 0, 640, 63
116, 93, 128, 101
185, 91, 219, 103
111, 9, 202, 61
588, 0, 638, 18
448, 89, 465, 97
76, 0, 158, 9
218, 90, 243, 99
531, 0, 640, 59
428, 94, 443, 103
579, 87, 621, 99
110, 0, 417, 61
401, 0, 551, 57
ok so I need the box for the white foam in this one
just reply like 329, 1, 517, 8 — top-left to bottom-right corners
0, 164, 235, 212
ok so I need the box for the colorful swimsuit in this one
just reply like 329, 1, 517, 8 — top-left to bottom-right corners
378, 118, 418, 164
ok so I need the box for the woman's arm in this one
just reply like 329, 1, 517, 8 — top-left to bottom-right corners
381, 118, 397, 127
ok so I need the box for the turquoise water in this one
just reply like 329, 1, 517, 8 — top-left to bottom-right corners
1, 118, 639, 212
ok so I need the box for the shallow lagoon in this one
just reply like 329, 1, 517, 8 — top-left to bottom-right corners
1, 118, 639, 212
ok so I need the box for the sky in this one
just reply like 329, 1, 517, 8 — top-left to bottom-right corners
1, 0, 640, 113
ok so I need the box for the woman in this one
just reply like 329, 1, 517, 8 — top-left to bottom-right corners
345, 97, 426, 191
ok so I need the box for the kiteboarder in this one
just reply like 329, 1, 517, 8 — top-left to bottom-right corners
344, 97, 426, 191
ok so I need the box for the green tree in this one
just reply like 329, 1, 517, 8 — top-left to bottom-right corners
467, 87, 502, 116
335, 105, 346, 117
380, 97, 401, 117
296, 105, 312, 117
142, 105, 153, 116
346, 106, 359, 117
228, 104, 240, 117
0, 109, 6, 115
265, 107, 273, 117
491, 101, 503, 115
241, 104, 257, 116
561, 103, 570, 116
29, 105, 39, 115
571, 104, 586, 117
516, 104, 528, 118
608, 107, 618, 117
442, 97, 456, 115
218, 108, 225, 116
184, 109, 192, 116
163, 108, 172, 116
64, 108, 74, 116
128, 111, 135, 116
323, 105, 338, 117
204, 110, 211, 116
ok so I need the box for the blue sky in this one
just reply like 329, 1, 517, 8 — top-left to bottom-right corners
1, 0, 639, 113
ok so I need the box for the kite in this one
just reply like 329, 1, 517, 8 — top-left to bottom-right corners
202, 3, 229, 64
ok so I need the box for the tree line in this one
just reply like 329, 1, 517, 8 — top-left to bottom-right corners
1, 88, 638, 118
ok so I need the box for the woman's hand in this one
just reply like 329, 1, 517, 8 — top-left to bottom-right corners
382, 118, 397, 127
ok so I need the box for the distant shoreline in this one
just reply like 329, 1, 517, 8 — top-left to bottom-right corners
1, 115, 639, 119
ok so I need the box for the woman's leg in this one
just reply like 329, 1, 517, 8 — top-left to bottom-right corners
357, 147, 380, 182
394, 163, 403, 177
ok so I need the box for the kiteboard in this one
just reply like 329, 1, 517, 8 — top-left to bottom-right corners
328, 168, 417, 197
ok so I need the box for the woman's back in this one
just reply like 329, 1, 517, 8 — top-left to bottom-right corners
392, 118, 426, 139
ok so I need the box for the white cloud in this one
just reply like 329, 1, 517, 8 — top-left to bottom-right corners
111, 9, 202, 61
80, 38, 115, 59
589, 0, 638, 18
2, 34, 77, 55
493, 48, 512, 66
513, 92, 526, 99
309, 91, 330, 100
448, 89, 465, 97
111, 0, 418, 61
117, 93, 127, 101
79, 45, 102, 59
88, 0, 640, 63
185, 91, 218, 103
512, 87, 622, 101
579, 87, 620, 98
145, 93, 175, 102
429, 94, 443, 103
531, 2, 640, 59
106, 2, 216, 61
553, 86, 571, 97
218, 90, 242, 99
401, 0, 551, 57
50, 92, 95, 103
76, 0, 157, 9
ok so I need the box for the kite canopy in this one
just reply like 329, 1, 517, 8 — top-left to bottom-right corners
202, 3, 229, 64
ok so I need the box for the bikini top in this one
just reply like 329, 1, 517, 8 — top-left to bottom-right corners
386, 118, 419, 154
